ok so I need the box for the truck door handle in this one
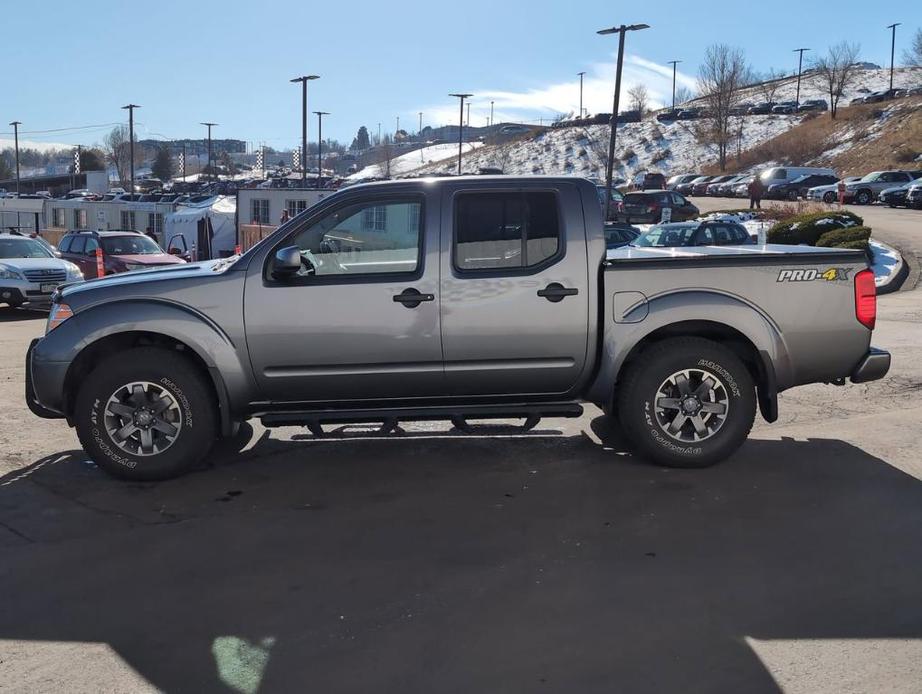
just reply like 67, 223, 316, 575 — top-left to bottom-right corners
393, 288, 434, 308
537, 283, 579, 303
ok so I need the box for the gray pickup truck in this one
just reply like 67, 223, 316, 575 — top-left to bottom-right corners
26, 176, 890, 480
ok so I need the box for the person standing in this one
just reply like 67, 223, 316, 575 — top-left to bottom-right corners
279, 209, 291, 225
748, 176, 764, 210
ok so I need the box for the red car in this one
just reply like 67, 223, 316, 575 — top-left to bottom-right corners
58, 230, 186, 279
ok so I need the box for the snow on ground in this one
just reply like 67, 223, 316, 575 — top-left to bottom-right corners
0, 138, 72, 153
348, 143, 483, 180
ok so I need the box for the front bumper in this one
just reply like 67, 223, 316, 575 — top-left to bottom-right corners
25, 338, 67, 419
851, 347, 891, 384
1, 281, 56, 307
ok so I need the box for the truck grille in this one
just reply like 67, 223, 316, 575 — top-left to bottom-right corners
23, 269, 66, 283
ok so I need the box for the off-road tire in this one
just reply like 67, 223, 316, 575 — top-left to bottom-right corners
616, 337, 756, 469
74, 347, 217, 480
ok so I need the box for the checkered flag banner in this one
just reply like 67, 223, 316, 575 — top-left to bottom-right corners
255, 148, 263, 171
74, 149, 81, 174
178, 151, 185, 174
292, 147, 301, 169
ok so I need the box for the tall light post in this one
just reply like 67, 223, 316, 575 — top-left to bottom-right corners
490, 100, 495, 126
887, 23, 901, 92
418, 111, 423, 135
598, 23, 650, 220
8, 121, 21, 195
667, 60, 681, 110
121, 104, 139, 192
577, 71, 586, 119
449, 93, 472, 175
290, 74, 319, 183
793, 48, 810, 109
200, 122, 217, 182
313, 111, 329, 187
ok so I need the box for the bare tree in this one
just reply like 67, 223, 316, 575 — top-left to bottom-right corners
674, 85, 695, 106
904, 28, 922, 67
376, 139, 394, 178
811, 42, 862, 119
627, 84, 649, 115
755, 68, 786, 104
104, 125, 132, 186
697, 44, 751, 171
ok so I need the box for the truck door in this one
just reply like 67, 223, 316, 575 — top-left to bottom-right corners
243, 191, 444, 402
438, 184, 590, 396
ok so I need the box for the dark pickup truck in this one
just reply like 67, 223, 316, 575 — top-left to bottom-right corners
26, 176, 889, 480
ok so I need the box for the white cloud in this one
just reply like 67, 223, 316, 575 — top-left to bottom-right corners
417, 53, 696, 127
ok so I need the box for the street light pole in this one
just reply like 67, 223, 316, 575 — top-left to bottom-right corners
200, 122, 217, 182
887, 23, 901, 92
121, 104, 139, 192
793, 48, 810, 109
8, 121, 21, 195
490, 100, 494, 126
667, 60, 681, 110
290, 75, 319, 183
598, 23, 649, 221
418, 111, 423, 135
466, 101, 471, 127
577, 71, 586, 119
313, 111, 329, 188
449, 93, 472, 175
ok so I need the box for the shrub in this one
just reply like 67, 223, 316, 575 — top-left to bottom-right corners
815, 226, 871, 248
651, 148, 671, 164
895, 148, 920, 163
767, 210, 864, 245
620, 148, 636, 160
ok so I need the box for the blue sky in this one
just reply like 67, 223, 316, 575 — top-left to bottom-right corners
1, 0, 918, 150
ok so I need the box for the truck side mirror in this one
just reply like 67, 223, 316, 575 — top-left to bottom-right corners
272, 246, 302, 279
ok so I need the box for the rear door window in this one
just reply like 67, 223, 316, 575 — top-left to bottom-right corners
69, 236, 86, 254
58, 236, 72, 253
454, 192, 561, 272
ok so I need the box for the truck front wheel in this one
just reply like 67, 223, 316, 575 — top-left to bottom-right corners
74, 347, 217, 480
616, 337, 756, 468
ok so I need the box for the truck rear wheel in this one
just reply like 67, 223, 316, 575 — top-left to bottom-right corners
616, 337, 756, 468
74, 347, 217, 480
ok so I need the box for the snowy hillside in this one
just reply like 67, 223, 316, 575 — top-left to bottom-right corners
0, 138, 72, 153
348, 142, 483, 180
347, 68, 921, 181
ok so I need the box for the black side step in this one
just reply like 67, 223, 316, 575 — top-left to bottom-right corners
259, 402, 583, 430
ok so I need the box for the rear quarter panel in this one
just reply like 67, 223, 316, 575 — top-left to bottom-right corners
590, 248, 870, 403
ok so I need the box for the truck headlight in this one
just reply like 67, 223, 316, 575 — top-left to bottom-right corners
64, 262, 83, 280
46, 303, 74, 333
0, 266, 23, 281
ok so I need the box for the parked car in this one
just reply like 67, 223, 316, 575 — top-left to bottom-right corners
617, 110, 642, 124
596, 186, 626, 221
849, 96, 867, 106
675, 175, 712, 195
58, 230, 186, 279
631, 172, 667, 190
748, 102, 776, 115
805, 176, 863, 203
632, 220, 755, 248
708, 175, 748, 196
26, 175, 889, 479
618, 190, 699, 223
603, 223, 640, 249
693, 175, 735, 196
759, 166, 837, 190
765, 174, 839, 201
797, 99, 829, 112
676, 107, 704, 120
731, 176, 755, 198
877, 181, 918, 207
666, 174, 701, 190
729, 103, 754, 116
771, 101, 798, 114
656, 109, 681, 122
0, 233, 83, 308
864, 89, 900, 104
843, 170, 922, 205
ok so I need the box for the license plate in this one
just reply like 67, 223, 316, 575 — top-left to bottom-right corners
40, 283, 58, 293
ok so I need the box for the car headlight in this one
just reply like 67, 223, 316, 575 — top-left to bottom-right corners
65, 262, 83, 280
0, 266, 23, 281
46, 302, 74, 333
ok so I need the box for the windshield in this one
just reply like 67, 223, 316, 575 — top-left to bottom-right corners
632, 225, 698, 247
100, 235, 163, 255
0, 237, 53, 259
859, 172, 882, 182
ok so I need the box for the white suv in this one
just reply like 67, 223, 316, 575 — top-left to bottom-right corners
0, 234, 83, 309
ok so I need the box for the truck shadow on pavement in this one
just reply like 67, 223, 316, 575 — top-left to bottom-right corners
1, 421, 921, 693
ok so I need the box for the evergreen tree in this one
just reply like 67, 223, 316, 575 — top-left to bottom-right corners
350, 126, 371, 151
151, 146, 176, 181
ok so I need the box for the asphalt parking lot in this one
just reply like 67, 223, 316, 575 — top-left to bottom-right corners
2, 206, 922, 692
